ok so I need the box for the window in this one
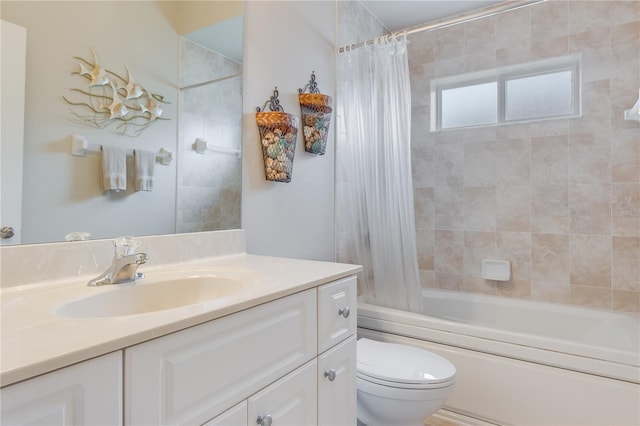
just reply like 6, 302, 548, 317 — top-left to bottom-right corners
431, 55, 580, 131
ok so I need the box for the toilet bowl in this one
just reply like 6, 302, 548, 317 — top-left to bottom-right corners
356, 338, 456, 426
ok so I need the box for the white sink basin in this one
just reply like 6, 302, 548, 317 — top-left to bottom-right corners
57, 275, 244, 318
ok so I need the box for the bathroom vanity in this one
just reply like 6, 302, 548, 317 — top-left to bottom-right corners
0, 230, 360, 425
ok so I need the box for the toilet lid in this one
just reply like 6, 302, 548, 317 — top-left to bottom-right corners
357, 338, 456, 385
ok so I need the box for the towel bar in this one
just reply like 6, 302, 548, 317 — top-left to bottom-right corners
70, 134, 173, 165
194, 138, 241, 158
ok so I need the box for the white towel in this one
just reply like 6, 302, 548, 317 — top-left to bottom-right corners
99, 145, 127, 192
134, 149, 155, 191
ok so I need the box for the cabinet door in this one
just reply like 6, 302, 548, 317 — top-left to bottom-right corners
318, 335, 357, 426
125, 289, 317, 425
318, 276, 357, 353
0, 352, 122, 425
248, 360, 318, 426
203, 401, 247, 426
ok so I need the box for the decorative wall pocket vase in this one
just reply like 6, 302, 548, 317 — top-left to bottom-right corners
256, 88, 299, 183
298, 72, 332, 155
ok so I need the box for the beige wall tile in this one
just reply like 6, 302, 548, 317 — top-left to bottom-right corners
463, 231, 496, 278
434, 57, 465, 78
464, 51, 497, 73
570, 234, 612, 288
435, 230, 464, 274
531, 35, 568, 59
463, 187, 496, 231
612, 236, 640, 291
532, 185, 570, 234
496, 6, 531, 50
406, 0, 637, 314
434, 144, 464, 186
417, 229, 435, 271
611, 183, 640, 237
494, 138, 531, 185
496, 185, 531, 232
497, 279, 531, 299
420, 269, 436, 289
436, 25, 464, 60
570, 285, 612, 310
569, 183, 611, 235
464, 141, 496, 186
569, 0, 611, 33
435, 186, 463, 230
569, 132, 611, 184
612, 289, 640, 313
463, 277, 498, 295
611, 129, 640, 182
531, 281, 571, 304
464, 15, 495, 54
532, 233, 570, 284
531, 135, 569, 185
414, 187, 435, 230
531, 0, 568, 41
581, 80, 612, 121
408, 31, 435, 66
496, 231, 532, 281
435, 272, 463, 291
609, 1, 640, 24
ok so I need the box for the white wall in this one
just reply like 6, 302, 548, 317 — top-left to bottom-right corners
1, 1, 178, 243
242, 1, 336, 261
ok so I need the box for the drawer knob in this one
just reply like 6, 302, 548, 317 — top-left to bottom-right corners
338, 307, 350, 318
257, 414, 272, 426
324, 369, 336, 381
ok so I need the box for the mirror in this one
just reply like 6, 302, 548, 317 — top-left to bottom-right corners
0, 1, 243, 245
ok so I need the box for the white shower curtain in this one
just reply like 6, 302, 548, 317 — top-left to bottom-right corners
336, 34, 422, 313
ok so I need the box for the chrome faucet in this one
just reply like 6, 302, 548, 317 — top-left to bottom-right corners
88, 236, 149, 286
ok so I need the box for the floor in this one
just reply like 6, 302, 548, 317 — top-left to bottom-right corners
425, 409, 498, 426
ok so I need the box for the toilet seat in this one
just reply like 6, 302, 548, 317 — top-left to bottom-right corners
357, 338, 456, 389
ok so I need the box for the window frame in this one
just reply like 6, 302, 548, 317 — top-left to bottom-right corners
431, 54, 581, 131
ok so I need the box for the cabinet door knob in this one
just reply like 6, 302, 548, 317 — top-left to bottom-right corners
257, 414, 272, 426
324, 369, 336, 381
338, 307, 350, 318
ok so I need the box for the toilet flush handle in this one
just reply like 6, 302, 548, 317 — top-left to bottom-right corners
338, 306, 350, 318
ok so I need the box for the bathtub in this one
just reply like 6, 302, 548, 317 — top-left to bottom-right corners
357, 289, 640, 426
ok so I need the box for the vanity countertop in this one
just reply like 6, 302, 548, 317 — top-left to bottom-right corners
1, 253, 361, 387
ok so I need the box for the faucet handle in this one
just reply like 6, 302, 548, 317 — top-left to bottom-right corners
114, 236, 141, 256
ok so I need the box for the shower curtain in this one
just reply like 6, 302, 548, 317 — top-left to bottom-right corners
336, 34, 422, 313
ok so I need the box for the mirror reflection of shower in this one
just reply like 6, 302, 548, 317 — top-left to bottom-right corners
176, 16, 243, 233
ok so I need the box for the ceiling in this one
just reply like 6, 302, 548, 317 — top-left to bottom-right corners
361, 0, 504, 31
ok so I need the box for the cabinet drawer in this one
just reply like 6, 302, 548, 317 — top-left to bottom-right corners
125, 289, 317, 425
318, 335, 357, 426
248, 359, 317, 426
318, 276, 357, 353
203, 401, 247, 426
0, 352, 122, 426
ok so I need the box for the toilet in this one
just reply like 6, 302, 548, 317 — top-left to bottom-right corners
356, 338, 456, 426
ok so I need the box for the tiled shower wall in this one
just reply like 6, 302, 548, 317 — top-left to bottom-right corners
176, 39, 242, 233
409, 1, 640, 312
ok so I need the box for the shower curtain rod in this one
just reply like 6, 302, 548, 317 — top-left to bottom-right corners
337, 0, 546, 53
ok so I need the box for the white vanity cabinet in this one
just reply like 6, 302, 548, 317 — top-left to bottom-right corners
318, 335, 357, 426
125, 289, 317, 425
317, 276, 358, 426
126, 275, 358, 426
0, 352, 123, 425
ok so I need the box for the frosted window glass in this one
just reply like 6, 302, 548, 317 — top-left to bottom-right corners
441, 82, 497, 129
506, 70, 573, 121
